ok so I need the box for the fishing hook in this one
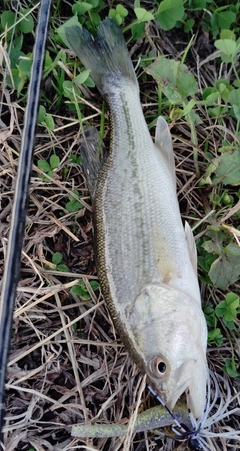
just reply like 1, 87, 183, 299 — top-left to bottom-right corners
148, 385, 203, 450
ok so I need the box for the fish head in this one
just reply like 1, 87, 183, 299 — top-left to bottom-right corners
132, 284, 208, 418
146, 347, 207, 419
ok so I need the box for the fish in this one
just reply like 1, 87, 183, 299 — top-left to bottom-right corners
61, 18, 208, 419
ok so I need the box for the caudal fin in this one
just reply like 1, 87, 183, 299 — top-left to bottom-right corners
62, 18, 136, 92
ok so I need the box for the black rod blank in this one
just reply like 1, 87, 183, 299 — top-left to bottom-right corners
0, 0, 52, 441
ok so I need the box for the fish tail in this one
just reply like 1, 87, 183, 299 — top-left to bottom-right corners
64, 18, 137, 92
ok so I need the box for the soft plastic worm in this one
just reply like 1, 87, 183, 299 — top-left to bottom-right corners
71, 403, 191, 438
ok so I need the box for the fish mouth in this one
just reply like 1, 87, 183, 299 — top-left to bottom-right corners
166, 374, 206, 419
166, 379, 191, 413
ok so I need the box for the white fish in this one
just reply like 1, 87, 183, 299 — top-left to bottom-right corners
61, 18, 208, 419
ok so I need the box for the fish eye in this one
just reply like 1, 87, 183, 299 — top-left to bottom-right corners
147, 355, 169, 379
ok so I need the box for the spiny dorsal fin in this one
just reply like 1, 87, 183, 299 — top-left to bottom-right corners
80, 127, 106, 201
155, 116, 176, 186
185, 221, 198, 274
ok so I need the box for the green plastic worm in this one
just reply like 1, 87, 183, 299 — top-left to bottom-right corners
71, 403, 190, 438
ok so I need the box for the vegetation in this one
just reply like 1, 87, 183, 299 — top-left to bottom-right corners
0, 0, 239, 450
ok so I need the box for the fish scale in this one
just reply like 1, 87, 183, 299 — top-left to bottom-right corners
63, 17, 208, 419
101, 86, 190, 298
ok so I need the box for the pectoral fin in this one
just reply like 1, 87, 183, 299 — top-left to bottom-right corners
80, 127, 106, 200
185, 221, 198, 274
155, 116, 176, 186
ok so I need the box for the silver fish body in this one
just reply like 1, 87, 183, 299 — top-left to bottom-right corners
64, 18, 208, 419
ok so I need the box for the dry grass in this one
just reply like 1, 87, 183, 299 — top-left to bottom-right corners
0, 7, 239, 451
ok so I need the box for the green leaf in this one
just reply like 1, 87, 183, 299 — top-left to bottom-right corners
58, 16, 82, 48
1, 11, 16, 30
44, 50, 53, 69
214, 11, 236, 30
57, 264, 69, 272
12, 35, 24, 52
215, 39, 236, 57
52, 252, 63, 265
217, 82, 232, 102
50, 154, 60, 169
145, 57, 198, 104
228, 88, 240, 106
207, 328, 223, 346
8, 47, 25, 70
223, 318, 235, 330
201, 240, 220, 255
131, 22, 145, 40
90, 280, 100, 291
156, 0, 185, 31
19, 9, 34, 34
18, 56, 32, 77
116, 4, 128, 18
65, 199, 84, 212
63, 80, 80, 102
75, 70, 91, 85
69, 154, 81, 165
215, 300, 226, 318
83, 76, 95, 88
88, 0, 100, 8
231, 104, 240, 120
182, 99, 195, 116
204, 92, 220, 105
220, 29, 236, 40
198, 252, 217, 272
188, 0, 206, 10
215, 300, 237, 321
209, 243, 240, 289
72, 2, 93, 15
38, 105, 46, 123
184, 19, 194, 33
71, 280, 91, 300
134, 0, 141, 7
204, 306, 217, 329
45, 113, 55, 131
37, 159, 51, 173
212, 149, 240, 186
225, 292, 239, 309
223, 359, 239, 377
134, 7, 154, 22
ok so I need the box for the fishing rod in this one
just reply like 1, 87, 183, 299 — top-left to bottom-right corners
0, 0, 52, 443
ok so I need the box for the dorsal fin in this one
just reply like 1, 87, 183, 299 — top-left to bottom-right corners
155, 116, 176, 186
185, 221, 198, 274
80, 127, 106, 201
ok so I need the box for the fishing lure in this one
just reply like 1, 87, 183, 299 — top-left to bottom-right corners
71, 372, 239, 450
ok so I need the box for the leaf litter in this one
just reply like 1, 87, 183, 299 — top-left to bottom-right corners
0, 3, 239, 451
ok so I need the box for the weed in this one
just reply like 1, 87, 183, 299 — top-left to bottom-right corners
65, 190, 84, 213
37, 153, 60, 180
52, 252, 69, 272
71, 279, 100, 300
